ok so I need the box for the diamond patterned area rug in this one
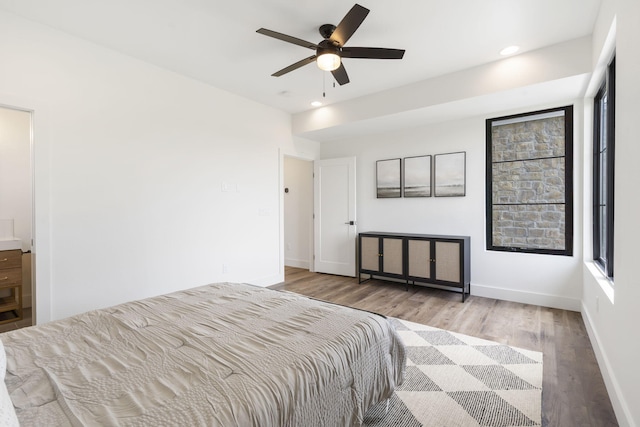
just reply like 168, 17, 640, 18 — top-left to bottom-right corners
364, 318, 543, 427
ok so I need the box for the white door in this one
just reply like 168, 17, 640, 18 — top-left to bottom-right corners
314, 157, 357, 276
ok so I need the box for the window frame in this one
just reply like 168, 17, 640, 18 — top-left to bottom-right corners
485, 105, 574, 256
593, 55, 615, 279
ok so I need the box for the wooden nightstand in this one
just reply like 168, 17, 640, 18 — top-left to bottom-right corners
0, 249, 22, 324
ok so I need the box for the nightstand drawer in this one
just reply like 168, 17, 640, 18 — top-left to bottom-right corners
0, 250, 22, 270
0, 268, 21, 288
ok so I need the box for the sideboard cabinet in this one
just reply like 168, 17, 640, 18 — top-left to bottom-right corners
358, 232, 470, 301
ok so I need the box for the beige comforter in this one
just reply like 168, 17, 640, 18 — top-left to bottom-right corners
3, 283, 405, 426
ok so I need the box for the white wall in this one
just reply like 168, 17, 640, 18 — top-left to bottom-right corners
321, 107, 583, 310
294, 37, 592, 141
0, 10, 315, 322
581, 0, 640, 426
283, 156, 313, 269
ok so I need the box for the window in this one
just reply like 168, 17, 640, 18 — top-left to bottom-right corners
593, 56, 615, 279
486, 106, 574, 256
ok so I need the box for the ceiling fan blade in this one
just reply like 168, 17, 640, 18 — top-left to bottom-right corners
256, 28, 318, 50
330, 4, 369, 46
341, 47, 405, 59
272, 55, 317, 77
331, 63, 350, 85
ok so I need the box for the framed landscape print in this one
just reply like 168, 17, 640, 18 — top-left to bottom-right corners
403, 155, 432, 197
434, 152, 466, 197
376, 158, 401, 198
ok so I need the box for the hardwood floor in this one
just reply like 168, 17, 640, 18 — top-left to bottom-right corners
272, 267, 619, 427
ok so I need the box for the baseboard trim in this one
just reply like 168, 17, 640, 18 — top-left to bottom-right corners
471, 283, 581, 311
581, 303, 632, 427
284, 258, 310, 269
248, 272, 284, 288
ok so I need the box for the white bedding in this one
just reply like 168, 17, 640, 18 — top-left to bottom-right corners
2, 283, 405, 426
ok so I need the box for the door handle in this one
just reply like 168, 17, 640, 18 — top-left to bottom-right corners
344, 221, 355, 225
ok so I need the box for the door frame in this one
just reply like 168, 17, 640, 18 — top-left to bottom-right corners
0, 103, 36, 321
278, 148, 317, 279
1, 97, 53, 324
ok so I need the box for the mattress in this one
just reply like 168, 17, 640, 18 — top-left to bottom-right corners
2, 282, 405, 426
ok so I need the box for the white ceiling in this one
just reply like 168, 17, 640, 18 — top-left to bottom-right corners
0, 0, 602, 117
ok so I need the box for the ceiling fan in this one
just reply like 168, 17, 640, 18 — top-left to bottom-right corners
256, 3, 405, 86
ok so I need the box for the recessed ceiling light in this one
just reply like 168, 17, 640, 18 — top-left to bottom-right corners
500, 46, 520, 56
311, 101, 323, 107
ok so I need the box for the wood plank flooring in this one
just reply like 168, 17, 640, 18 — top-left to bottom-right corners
271, 267, 619, 427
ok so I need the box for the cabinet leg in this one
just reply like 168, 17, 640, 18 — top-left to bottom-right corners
358, 273, 373, 284
462, 284, 469, 302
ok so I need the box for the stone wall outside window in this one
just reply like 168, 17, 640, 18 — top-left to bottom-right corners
490, 115, 567, 251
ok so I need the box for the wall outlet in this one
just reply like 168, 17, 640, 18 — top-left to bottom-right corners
222, 263, 228, 274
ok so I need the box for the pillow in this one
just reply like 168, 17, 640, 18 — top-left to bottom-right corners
0, 339, 19, 427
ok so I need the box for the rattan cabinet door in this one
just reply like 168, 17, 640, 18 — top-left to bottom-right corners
408, 239, 431, 279
360, 236, 380, 272
434, 241, 461, 283
382, 238, 403, 276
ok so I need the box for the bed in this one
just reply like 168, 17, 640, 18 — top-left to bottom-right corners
0, 282, 405, 426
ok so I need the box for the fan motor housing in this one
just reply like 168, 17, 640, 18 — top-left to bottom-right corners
317, 39, 340, 57
319, 24, 336, 40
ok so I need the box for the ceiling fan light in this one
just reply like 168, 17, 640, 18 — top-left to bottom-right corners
317, 53, 341, 71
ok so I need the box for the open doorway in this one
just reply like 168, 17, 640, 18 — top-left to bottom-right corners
283, 156, 314, 276
0, 105, 34, 331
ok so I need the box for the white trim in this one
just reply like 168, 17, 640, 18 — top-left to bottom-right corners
472, 283, 581, 311
0, 95, 52, 324
581, 303, 631, 427
585, 261, 615, 303
586, 16, 617, 98
278, 148, 318, 279
247, 273, 283, 288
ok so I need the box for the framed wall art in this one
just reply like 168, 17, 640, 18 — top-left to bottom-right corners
376, 158, 401, 198
403, 155, 432, 197
434, 151, 466, 197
